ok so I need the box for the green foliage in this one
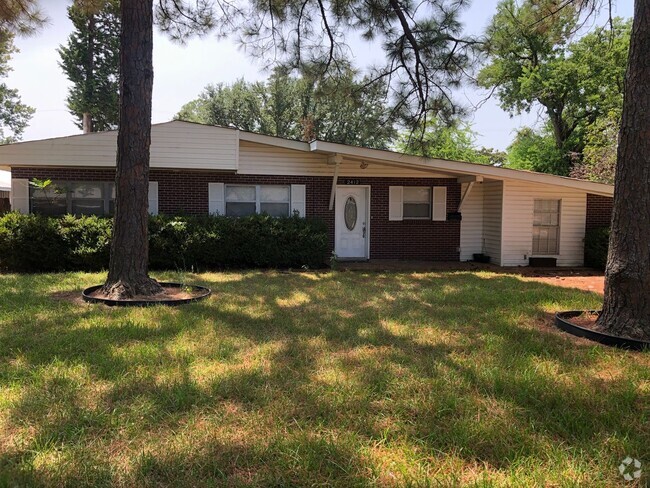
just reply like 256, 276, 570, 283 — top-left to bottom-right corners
0, 0, 45, 35
0, 212, 66, 272
584, 227, 610, 270
570, 110, 620, 184
149, 214, 329, 270
160, 1, 477, 130
480, 2, 630, 175
0, 212, 329, 272
57, 0, 120, 132
176, 67, 398, 149
506, 126, 565, 174
398, 119, 505, 165
0, 30, 34, 143
58, 214, 113, 270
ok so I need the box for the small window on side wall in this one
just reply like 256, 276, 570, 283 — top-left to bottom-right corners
532, 199, 560, 255
403, 187, 431, 219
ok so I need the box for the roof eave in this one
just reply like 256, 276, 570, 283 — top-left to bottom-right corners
309, 140, 614, 197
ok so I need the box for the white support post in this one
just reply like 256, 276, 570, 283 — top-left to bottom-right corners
328, 153, 343, 211
457, 181, 475, 213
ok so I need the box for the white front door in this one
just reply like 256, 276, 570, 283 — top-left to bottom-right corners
335, 186, 369, 259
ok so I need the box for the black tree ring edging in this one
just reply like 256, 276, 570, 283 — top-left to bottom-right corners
82, 282, 211, 307
555, 311, 650, 351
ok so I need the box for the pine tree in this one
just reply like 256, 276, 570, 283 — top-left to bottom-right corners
58, 0, 120, 133
0, 29, 34, 143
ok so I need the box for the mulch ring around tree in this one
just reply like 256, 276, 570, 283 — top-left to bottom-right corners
82, 282, 211, 307
555, 310, 650, 351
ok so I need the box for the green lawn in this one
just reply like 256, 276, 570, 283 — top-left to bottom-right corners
0, 270, 648, 486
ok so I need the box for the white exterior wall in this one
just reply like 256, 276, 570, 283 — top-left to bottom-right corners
482, 180, 503, 265
238, 141, 449, 177
459, 182, 484, 261
501, 180, 587, 266
0, 121, 238, 171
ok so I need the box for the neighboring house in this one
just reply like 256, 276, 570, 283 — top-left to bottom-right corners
0, 121, 614, 266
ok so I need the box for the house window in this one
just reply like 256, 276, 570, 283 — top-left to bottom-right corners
30, 181, 115, 216
403, 187, 431, 219
225, 185, 291, 217
533, 199, 560, 255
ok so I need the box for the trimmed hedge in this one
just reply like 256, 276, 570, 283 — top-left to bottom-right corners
584, 226, 610, 270
0, 212, 329, 272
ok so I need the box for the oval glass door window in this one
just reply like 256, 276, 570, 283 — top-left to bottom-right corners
344, 196, 357, 231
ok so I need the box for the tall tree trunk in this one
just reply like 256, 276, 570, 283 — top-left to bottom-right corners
597, 0, 650, 341
83, 14, 95, 133
101, 0, 162, 299
82, 112, 93, 133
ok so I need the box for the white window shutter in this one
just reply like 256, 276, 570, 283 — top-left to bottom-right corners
148, 181, 159, 215
290, 184, 306, 217
432, 186, 447, 221
208, 182, 225, 215
11, 178, 29, 214
388, 186, 403, 221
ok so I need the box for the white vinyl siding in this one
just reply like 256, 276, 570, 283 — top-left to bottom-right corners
0, 121, 238, 171
460, 182, 484, 261
482, 180, 503, 265
501, 180, 586, 266
238, 141, 450, 178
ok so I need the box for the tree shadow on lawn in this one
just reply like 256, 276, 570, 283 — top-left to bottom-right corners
0, 271, 648, 485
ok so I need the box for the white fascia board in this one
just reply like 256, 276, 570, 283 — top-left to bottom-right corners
310, 140, 614, 197
238, 131, 311, 152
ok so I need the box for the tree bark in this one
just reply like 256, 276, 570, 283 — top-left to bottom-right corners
101, 0, 162, 299
82, 13, 95, 134
82, 112, 93, 133
597, 0, 650, 340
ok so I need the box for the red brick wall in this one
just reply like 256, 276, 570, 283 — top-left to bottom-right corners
12, 167, 461, 261
586, 193, 613, 230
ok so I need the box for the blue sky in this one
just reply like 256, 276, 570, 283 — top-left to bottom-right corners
4, 0, 634, 157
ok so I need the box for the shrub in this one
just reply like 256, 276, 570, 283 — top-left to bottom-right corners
0, 213, 68, 272
150, 213, 329, 270
58, 215, 113, 270
0, 212, 329, 272
584, 226, 610, 270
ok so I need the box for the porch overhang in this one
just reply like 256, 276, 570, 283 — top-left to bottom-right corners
309, 140, 614, 197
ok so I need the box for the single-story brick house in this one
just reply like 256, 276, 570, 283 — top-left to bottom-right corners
0, 120, 614, 266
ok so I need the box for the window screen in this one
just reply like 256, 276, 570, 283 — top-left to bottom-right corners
30, 181, 115, 216
403, 187, 431, 219
225, 185, 291, 217
532, 199, 560, 254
